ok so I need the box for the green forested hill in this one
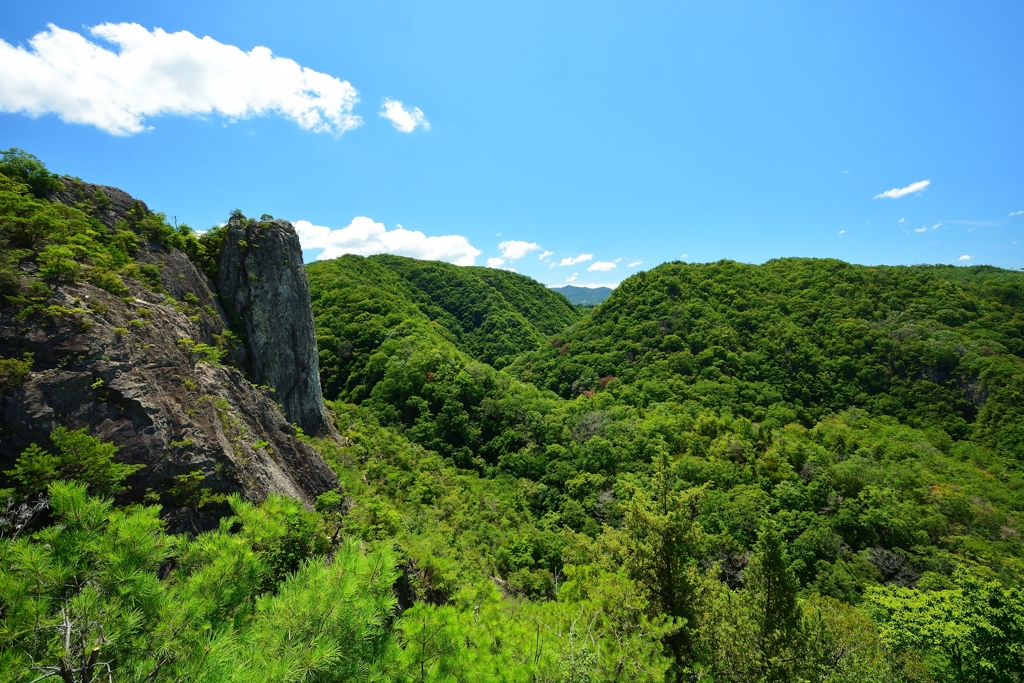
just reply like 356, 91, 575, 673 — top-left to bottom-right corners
301, 254, 1024, 680
372, 254, 580, 348
514, 258, 1024, 457
306, 254, 580, 390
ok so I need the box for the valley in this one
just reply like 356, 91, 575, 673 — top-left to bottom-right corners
2, 150, 1022, 682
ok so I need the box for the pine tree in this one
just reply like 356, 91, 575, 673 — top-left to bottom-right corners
745, 519, 801, 682
622, 449, 707, 680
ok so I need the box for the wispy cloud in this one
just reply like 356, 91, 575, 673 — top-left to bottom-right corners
959, 255, 972, 261
899, 218, 905, 224
1010, 210, 1024, 217
680, 253, 689, 259
498, 240, 540, 260
538, 250, 554, 260
951, 219, 1003, 228
588, 261, 616, 272
838, 230, 846, 234
914, 227, 927, 233
874, 179, 930, 199
627, 260, 643, 267
0, 23, 361, 135
380, 98, 429, 132
294, 217, 480, 265
486, 257, 505, 268
566, 273, 578, 282
557, 253, 593, 267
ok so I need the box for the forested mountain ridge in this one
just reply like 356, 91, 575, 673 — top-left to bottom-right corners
306, 254, 581, 406
550, 284, 614, 306
372, 254, 580, 348
515, 258, 1024, 455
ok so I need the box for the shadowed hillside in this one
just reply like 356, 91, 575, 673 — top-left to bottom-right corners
306, 254, 581, 403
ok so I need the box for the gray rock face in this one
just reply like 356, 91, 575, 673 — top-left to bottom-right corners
49, 178, 150, 228
0, 184, 339, 532
216, 216, 331, 437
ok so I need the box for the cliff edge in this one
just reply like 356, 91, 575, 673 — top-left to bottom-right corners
0, 178, 338, 531
216, 215, 331, 437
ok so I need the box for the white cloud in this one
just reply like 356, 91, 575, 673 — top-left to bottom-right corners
874, 179, 930, 199
588, 261, 616, 272
486, 257, 505, 268
959, 254, 972, 261
498, 240, 540, 260
566, 273, 578, 282
838, 230, 846, 234
380, 98, 429, 133
899, 218, 905, 224
504, 267, 517, 272
628, 260, 643, 267
931, 223, 941, 230
538, 250, 554, 260
681, 253, 689, 259
914, 227, 927, 233
558, 253, 593, 267
294, 217, 481, 265
0, 23, 361, 136
1011, 210, 1024, 217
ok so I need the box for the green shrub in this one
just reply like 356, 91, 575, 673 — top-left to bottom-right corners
5, 426, 143, 496
0, 353, 32, 392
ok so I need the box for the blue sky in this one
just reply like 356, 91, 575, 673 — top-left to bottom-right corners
2, 1, 1022, 287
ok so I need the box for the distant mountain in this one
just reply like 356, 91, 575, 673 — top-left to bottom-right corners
549, 285, 613, 306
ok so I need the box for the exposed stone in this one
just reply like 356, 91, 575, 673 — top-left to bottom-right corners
49, 177, 149, 229
0, 274, 338, 532
0, 187, 339, 533
216, 216, 331, 437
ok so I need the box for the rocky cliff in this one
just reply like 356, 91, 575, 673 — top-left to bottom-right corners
0, 179, 337, 532
216, 216, 332, 437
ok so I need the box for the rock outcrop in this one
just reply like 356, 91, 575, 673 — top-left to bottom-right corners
216, 216, 331, 437
0, 181, 338, 532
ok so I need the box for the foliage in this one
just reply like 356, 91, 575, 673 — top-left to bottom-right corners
511, 259, 1024, 450
307, 253, 580, 377
0, 353, 32, 392
865, 571, 1024, 682
4, 152, 1024, 680
0, 156, 229, 319
0, 148, 62, 199
5, 426, 143, 496
0, 482, 399, 683
301, 254, 1024, 681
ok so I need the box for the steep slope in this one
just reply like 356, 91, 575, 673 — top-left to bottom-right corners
512, 258, 1024, 455
217, 214, 331, 436
370, 255, 580, 357
306, 254, 580, 373
0, 156, 337, 529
